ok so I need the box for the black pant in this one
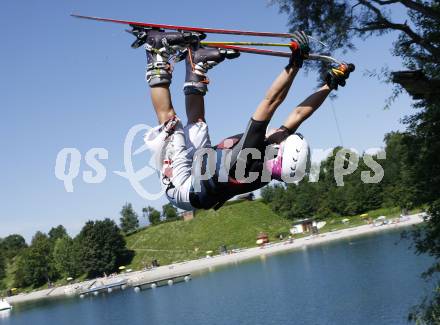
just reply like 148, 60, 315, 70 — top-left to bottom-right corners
229, 118, 271, 180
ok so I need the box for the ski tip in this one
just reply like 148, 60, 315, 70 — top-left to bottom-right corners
70, 14, 108, 21
70, 14, 132, 26
71, 14, 94, 20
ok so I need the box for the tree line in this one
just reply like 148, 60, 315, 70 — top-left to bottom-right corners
261, 132, 419, 220
0, 202, 180, 291
0, 221, 133, 290
120, 202, 180, 234
271, 0, 440, 322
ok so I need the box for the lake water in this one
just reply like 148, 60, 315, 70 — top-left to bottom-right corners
1, 228, 434, 325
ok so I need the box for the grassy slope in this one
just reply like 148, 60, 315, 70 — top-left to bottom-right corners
0, 203, 422, 295
126, 200, 292, 267
126, 201, 423, 269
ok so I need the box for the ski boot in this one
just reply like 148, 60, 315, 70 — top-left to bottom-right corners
139, 29, 202, 87
184, 46, 240, 95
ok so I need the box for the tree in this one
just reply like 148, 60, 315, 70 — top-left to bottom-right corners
13, 253, 29, 288
76, 219, 134, 278
0, 252, 5, 282
262, 147, 386, 220
402, 101, 440, 325
14, 232, 58, 288
48, 225, 68, 242
273, 0, 440, 100
381, 132, 418, 208
53, 236, 83, 278
261, 184, 278, 203
409, 200, 440, 323
143, 206, 161, 226
119, 203, 139, 234
0, 234, 27, 260
270, 4, 440, 320
162, 203, 178, 221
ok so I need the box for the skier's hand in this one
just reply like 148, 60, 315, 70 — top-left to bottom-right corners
325, 63, 355, 90
289, 31, 310, 68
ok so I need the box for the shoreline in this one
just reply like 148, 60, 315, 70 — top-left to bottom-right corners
5, 213, 424, 306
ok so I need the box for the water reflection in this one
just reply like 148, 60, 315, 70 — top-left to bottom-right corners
0, 309, 11, 319
2, 229, 435, 325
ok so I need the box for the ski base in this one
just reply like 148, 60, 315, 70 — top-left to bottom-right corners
71, 14, 295, 38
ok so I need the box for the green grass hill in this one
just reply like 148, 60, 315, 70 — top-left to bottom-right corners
126, 200, 292, 268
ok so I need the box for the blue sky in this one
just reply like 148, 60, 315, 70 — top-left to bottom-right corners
0, 0, 415, 241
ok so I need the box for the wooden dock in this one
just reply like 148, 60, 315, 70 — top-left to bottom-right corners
79, 279, 128, 297
132, 273, 191, 292
78, 274, 192, 297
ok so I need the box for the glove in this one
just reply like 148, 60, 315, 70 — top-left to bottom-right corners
325, 63, 355, 90
288, 31, 310, 68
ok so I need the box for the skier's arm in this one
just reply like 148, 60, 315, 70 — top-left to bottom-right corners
281, 63, 354, 133
253, 31, 310, 122
252, 65, 299, 122
281, 85, 331, 133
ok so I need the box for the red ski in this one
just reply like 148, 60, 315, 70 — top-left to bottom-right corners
71, 14, 296, 38
206, 44, 291, 58
204, 43, 343, 65
71, 14, 347, 65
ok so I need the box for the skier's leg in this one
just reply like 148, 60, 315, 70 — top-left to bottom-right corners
183, 117, 212, 160
183, 46, 239, 98
185, 94, 206, 124
184, 46, 239, 124
148, 118, 194, 211
184, 94, 210, 157
151, 86, 177, 124
183, 46, 239, 155
143, 30, 199, 124
141, 30, 202, 210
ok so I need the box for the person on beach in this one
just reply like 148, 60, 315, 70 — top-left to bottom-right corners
141, 30, 353, 211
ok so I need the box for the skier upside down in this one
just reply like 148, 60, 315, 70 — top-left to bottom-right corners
142, 30, 353, 211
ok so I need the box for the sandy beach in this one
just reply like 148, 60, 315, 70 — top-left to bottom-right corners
5, 213, 424, 305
